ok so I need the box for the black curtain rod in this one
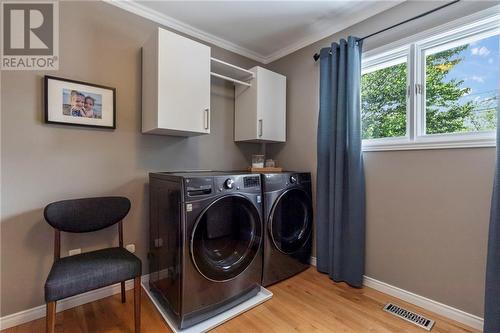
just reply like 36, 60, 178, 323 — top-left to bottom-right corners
313, 0, 460, 62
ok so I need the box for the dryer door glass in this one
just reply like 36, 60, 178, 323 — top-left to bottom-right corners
191, 195, 262, 282
270, 188, 312, 254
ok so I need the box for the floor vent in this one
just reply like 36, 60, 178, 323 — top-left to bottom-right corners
383, 303, 435, 331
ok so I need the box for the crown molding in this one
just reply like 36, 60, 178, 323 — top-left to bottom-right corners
262, 1, 405, 64
103, 0, 267, 63
104, 0, 403, 65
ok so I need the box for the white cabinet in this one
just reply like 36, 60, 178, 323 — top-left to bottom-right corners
234, 66, 286, 142
142, 28, 211, 136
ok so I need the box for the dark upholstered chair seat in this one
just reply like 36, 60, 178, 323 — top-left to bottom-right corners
45, 247, 141, 302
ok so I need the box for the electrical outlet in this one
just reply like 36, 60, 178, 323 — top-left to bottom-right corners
126, 244, 136, 253
69, 248, 81, 256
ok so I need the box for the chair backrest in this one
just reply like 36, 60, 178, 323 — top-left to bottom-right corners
44, 196, 131, 233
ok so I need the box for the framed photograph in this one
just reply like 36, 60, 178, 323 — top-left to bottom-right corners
44, 76, 116, 129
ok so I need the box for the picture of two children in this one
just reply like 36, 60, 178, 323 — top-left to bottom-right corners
62, 89, 102, 119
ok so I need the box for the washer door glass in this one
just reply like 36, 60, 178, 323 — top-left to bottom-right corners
270, 188, 312, 254
191, 195, 262, 282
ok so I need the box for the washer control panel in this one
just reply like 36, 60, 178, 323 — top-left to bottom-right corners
185, 177, 213, 197
224, 178, 235, 189
244, 176, 260, 188
214, 175, 261, 193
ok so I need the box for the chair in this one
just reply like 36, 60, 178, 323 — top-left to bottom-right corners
43, 197, 142, 333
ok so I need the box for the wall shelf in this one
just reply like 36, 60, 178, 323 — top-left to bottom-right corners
210, 57, 254, 86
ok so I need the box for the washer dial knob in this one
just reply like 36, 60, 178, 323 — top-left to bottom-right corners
290, 175, 297, 184
224, 178, 235, 189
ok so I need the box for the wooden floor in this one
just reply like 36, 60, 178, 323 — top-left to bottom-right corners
2, 268, 479, 333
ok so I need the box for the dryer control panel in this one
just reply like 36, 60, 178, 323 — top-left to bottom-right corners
262, 172, 311, 192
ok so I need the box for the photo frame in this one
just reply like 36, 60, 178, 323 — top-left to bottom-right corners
44, 75, 116, 129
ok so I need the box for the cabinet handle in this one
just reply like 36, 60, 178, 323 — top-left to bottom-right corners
204, 108, 209, 130
258, 119, 263, 137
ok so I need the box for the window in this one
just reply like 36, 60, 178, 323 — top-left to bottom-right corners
362, 56, 408, 140
424, 34, 498, 135
361, 8, 500, 151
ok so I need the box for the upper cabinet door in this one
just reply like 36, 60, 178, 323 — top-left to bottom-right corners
235, 66, 286, 143
257, 67, 286, 142
142, 28, 211, 136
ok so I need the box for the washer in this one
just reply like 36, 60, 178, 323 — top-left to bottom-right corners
148, 171, 263, 329
261, 172, 313, 287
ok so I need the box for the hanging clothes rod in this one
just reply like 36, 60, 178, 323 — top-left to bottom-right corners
313, 0, 460, 62
210, 72, 252, 87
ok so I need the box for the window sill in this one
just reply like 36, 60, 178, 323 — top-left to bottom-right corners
362, 138, 496, 152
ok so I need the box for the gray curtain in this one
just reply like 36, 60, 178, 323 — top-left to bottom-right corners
316, 37, 366, 287
484, 97, 500, 332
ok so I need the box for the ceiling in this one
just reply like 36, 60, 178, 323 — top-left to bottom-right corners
107, 1, 404, 64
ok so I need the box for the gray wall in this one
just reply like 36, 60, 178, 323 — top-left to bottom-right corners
1, 0, 498, 320
0, 1, 262, 316
266, 1, 499, 317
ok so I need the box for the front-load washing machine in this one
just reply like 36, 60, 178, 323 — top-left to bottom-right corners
148, 171, 263, 329
261, 172, 313, 287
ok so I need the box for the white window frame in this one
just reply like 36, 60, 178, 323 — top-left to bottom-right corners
362, 5, 500, 151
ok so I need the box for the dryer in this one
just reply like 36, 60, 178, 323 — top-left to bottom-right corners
148, 172, 263, 329
261, 172, 313, 287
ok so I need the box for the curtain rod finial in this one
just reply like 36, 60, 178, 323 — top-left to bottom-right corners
313, 53, 320, 62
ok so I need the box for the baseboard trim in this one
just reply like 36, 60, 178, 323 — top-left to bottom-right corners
2, 259, 485, 332
363, 276, 484, 331
310, 256, 317, 266
309, 256, 483, 332
0, 275, 149, 330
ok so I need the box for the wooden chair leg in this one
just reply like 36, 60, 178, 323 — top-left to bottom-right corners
121, 281, 126, 303
46, 301, 56, 333
134, 277, 141, 333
